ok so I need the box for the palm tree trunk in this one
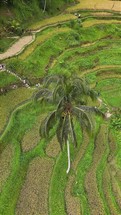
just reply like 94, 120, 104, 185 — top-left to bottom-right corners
43, 0, 46, 13
66, 139, 70, 174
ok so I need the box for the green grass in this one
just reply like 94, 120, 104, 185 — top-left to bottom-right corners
96, 78, 121, 107
96, 125, 121, 214
0, 37, 17, 53
73, 137, 94, 214
4, 23, 121, 84
0, 101, 53, 214
49, 121, 82, 215
73, 118, 101, 214
1, 102, 41, 146
112, 130, 121, 168
5, 29, 79, 83
101, 89, 121, 107
50, 42, 121, 76
0, 0, 74, 36
96, 125, 110, 215
79, 23, 121, 43
49, 150, 68, 215
0, 141, 27, 215
0, 12, 121, 215
0, 88, 34, 133
29, 13, 76, 30
19, 26, 72, 60
0, 72, 19, 88
49, 147, 76, 215
85, 67, 121, 84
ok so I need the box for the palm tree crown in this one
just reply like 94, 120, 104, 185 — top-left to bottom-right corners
35, 75, 103, 173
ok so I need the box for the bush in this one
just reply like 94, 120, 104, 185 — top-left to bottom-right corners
66, 32, 80, 46
5, 19, 24, 36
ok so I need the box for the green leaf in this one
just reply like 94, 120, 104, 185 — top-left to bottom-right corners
40, 110, 56, 138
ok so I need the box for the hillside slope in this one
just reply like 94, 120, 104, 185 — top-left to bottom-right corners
0, 0, 74, 36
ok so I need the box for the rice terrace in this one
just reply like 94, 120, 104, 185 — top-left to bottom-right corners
0, 0, 121, 214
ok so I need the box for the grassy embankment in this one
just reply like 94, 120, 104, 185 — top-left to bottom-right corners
0, 0, 75, 52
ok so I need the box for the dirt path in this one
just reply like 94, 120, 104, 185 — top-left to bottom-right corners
0, 35, 34, 60
0, 17, 75, 61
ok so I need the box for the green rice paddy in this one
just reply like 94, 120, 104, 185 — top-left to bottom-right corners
0, 2, 121, 215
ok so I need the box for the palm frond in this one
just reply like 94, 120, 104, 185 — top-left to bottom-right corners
40, 110, 56, 138
68, 115, 77, 147
63, 114, 70, 143
73, 77, 89, 94
56, 114, 69, 149
56, 116, 65, 150
88, 89, 98, 101
43, 74, 64, 87
52, 84, 64, 101
73, 106, 94, 131
92, 106, 105, 117
34, 88, 52, 101
68, 78, 92, 104
56, 96, 65, 111
72, 78, 98, 102
37, 75, 104, 158
79, 105, 104, 117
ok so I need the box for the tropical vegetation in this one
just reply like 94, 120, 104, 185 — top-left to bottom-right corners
35, 75, 103, 173
0, 0, 121, 214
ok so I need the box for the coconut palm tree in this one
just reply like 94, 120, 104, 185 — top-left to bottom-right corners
35, 75, 103, 173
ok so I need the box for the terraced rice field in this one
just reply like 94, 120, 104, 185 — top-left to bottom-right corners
0, 0, 121, 214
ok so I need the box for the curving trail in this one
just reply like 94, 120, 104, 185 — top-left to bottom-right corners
0, 35, 35, 61
0, 15, 75, 61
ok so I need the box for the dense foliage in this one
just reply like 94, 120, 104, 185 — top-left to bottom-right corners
0, 0, 73, 11
35, 75, 103, 173
0, 0, 74, 36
